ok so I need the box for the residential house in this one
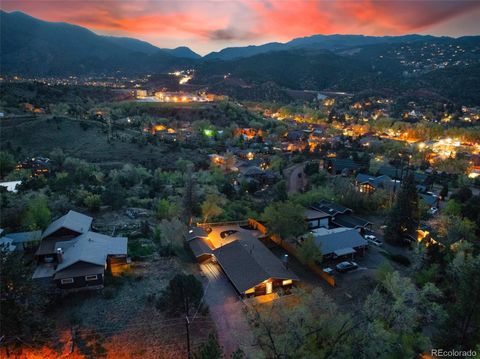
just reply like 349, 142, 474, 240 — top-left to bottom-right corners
16, 157, 51, 177
186, 227, 215, 262
355, 173, 400, 194
32, 211, 128, 289
241, 166, 278, 187
305, 209, 331, 230
35, 210, 93, 263
419, 193, 440, 209
309, 227, 368, 259
187, 226, 299, 297
213, 239, 299, 297
0, 230, 41, 252
51, 232, 128, 289
332, 214, 373, 233
324, 158, 360, 176
0, 180, 22, 193
311, 200, 352, 217
312, 200, 372, 233
377, 164, 403, 179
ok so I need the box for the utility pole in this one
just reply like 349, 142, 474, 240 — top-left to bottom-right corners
70, 327, 76, 354
185, 316, 191, 359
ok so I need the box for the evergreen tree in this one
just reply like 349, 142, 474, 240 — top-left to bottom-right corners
0, 248, 53, 347
437, 255, 480, 350
157, 274, 203, 316
193, 333, 224, 359
385, 172, 419, 245
183, 164, 198, 225
273, 180, 288, 202
439, 183, 449, 200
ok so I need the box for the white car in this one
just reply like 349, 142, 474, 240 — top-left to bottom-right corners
365, 235, 383, 246
429, 207, 439, 215
323, 267, 334, 275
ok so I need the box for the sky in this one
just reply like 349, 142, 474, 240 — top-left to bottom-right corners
2, 0, 480, 55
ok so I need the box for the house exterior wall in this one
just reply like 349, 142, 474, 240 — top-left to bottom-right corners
54, 262, 105, 289
55, 273, 104, 289
307, 217, 330, 229
246, 279, 294, 297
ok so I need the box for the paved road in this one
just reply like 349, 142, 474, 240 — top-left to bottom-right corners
200, 262, 257, 356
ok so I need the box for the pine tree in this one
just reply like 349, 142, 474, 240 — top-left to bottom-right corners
385, 172, 419, 245
193, 333, 224, 359
439, 183, 449, 200
183, 164, 198, 225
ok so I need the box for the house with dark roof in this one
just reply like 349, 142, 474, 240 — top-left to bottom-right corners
185, 227, 215, 262
355, 173, 400, 194
311, 200, 371, 233
311, 200, 352, 217
187, 226, 299, 297
332, 214, 372, 232
36, 210, 93, 263
324, 158, 360, 176
419, 193, 440, 208
51, 232, 127, 289
213, 239, 299, 297
377, 164, 402, 179
32, 211, 128, 289
305, 209, 331, 229
310, 228, 368, 259
241, 166, 278, 188
0, 230, 41, 252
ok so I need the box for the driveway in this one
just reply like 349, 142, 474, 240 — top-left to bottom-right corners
200, 262, 257, 356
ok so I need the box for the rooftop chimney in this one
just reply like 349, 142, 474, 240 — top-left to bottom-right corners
56, 247, 63, 263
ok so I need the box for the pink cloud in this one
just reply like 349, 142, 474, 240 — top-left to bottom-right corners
1, 0, 479, 54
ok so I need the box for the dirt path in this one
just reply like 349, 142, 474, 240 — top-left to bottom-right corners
284, 163, 308, 194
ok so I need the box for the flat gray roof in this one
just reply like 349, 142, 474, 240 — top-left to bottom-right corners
313, 229, 367, 256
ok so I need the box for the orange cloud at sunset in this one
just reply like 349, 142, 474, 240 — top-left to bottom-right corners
1, 0, 479, 54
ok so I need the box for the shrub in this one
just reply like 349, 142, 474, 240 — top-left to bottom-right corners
84, 194, 102, 211
128, 240, 154, 260
156, 273, 203, 315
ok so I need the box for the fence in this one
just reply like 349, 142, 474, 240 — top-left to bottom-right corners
248, 218, 336, 287
196, 220, 248, 228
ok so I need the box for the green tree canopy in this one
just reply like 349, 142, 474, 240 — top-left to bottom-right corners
297, 233, 322, 265
262, 201, 307, 239
22, 195, 51, 230
157, 273, 203, 316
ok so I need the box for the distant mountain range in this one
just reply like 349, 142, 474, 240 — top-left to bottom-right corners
203, 34, 440, 60
0, 10, 200, 76
1, 10, 480, 104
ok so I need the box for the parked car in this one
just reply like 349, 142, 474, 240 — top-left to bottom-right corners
364, 235, 383, 246
336, 261, 358, 273
323, 267, 334, 275
220, 230, 238, 239
429, 207, 439, 215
